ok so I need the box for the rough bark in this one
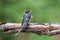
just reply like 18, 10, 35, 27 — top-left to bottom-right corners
0, 23, 60, 36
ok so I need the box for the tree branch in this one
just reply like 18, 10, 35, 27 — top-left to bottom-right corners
0, 23, 60, 36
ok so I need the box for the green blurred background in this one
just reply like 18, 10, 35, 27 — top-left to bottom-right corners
0, 0, 60, 40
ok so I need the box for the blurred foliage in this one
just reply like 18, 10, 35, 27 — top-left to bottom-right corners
0, 0, 60, 40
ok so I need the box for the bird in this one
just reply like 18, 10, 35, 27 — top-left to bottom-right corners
14, 10, 32, 36
21, 10, 32, 31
